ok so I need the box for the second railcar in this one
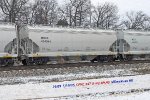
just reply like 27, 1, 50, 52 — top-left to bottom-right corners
119, 30, 150, 60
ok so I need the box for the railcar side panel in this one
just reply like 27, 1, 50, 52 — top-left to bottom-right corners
28, 27, 117, 57
0, 25, 16, 57
123, 31, 150, 54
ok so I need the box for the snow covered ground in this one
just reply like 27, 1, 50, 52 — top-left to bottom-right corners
0, 74, 150, 100
57, 91, 150, 100
0, 63, 150, 100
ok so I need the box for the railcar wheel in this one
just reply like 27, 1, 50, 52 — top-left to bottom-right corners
2, 59, 14, 67
4, 62, 14, 67
126, 55, 133, 61
22, 59, 27, 66
35, 61, 42, 65
90, 59, 95, 63
107, 56, 114, 62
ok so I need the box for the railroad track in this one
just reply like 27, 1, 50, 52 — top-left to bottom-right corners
0, 60, 150, 71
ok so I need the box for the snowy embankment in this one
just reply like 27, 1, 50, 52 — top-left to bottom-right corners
0, 74, 150, 100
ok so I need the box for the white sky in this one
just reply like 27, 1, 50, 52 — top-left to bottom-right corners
58, 0, 150, 16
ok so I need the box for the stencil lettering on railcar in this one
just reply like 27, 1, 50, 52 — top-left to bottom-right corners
41, 37, 51, 43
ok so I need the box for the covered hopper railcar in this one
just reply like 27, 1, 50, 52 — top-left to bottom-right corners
24, 26, 118, 65
118, 30, 150, 60
0, 24, 17, 66
1, 23, 150, 66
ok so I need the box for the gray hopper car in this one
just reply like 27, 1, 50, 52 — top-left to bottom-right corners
0, 24, 150, 66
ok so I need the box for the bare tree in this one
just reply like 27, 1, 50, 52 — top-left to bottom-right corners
93, 2, 119, 29
0, 0, 29, 23
57, 3, 73, 26
142, 18, 150, 30
58, 0, 91, 27
121, 11, 150, 30
30, 0, 58, 25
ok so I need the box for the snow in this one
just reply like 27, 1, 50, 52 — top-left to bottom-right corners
101, 91, 150, 100
54, 91, 150, 100
0, 74, 150, 100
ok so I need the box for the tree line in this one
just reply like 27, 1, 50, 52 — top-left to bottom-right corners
0, 0, 150, 30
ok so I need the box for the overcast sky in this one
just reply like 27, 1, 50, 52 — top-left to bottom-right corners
59, 0, 150, 16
